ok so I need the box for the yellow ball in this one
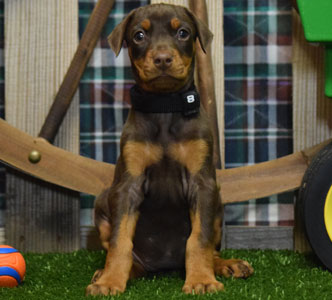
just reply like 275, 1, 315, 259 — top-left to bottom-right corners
0, 245, 26, 287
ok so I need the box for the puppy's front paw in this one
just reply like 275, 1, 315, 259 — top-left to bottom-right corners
214, 258, 254, 278
182, 280, 224, 294
85, 282, 125, 296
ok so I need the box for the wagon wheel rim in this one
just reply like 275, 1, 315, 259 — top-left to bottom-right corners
324, 184, 332, 243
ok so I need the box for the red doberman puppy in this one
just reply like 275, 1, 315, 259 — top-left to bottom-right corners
86, 3, 253, 296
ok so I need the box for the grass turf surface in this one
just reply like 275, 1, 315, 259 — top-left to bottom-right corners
0, 249, 331, 299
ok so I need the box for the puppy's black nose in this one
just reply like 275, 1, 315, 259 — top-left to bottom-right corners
153, 52, 173, 69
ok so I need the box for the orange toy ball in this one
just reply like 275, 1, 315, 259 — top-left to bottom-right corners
0, 245, 26, 287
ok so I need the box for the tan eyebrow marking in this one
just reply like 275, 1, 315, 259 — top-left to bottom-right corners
141, 19, 151, 31
171, 17, 181, 30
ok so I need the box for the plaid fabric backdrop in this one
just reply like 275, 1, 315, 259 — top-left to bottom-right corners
223, 0, 293, 226
0, 0, 294, 229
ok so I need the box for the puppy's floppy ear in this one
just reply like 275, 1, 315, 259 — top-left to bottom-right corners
108, 9, 136, 56
185, 8, 213, 53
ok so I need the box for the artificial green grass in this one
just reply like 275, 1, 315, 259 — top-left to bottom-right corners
1, 249, 332, 300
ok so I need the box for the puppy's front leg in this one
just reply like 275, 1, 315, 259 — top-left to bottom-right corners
183, 177, 224, 294
86, 177, 143, 296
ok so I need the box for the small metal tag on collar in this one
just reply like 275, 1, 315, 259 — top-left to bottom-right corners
182, 90, 200, 117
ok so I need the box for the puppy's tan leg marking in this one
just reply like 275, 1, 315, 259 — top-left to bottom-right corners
89, 220, 112, 284
169, 139, 208, 175
91, 255, 146, 284
183, 211, 224, 294
98, 220, 111, 250
86, 214, 139, 296
214, 253, 254, 279
123, 141, 163, 177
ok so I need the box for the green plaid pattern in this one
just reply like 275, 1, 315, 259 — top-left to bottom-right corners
224, 0, 294, 226
0, 0, 4, 228
79, 0, 148, 226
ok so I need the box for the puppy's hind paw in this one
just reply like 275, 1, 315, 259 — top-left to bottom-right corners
214, 257, 254, 278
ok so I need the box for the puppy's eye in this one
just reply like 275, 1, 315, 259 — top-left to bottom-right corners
133, 31, 145, 43
177, 28, 190, 41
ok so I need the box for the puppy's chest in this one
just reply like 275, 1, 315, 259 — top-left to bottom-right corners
123, 117, 209, 178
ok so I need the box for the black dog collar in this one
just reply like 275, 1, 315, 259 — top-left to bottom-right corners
130, 85, 200, 117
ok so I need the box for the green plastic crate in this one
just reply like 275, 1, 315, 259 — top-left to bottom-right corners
297, 0, 332, 97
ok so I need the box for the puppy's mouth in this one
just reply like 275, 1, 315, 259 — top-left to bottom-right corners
143, 68, 191, 87
150, 72, 182, 81
140, 72, 190, 92
141, 66, 187, 79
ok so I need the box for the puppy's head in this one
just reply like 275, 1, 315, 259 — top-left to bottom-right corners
108, 4, 213, 93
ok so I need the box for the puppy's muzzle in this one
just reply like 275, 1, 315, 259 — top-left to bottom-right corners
153, 51, 174, 70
